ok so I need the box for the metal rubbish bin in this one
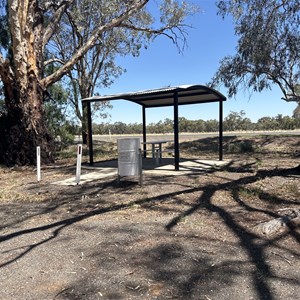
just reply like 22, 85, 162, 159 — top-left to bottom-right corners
117, 138, 143, 185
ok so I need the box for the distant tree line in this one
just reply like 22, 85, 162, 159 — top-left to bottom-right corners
89, 111, 300, 135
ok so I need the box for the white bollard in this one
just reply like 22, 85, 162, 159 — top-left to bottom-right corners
36, 146, 41, 182
75, 144, 82, 185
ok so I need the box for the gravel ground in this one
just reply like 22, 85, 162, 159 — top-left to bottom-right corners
0, 135, 299, 300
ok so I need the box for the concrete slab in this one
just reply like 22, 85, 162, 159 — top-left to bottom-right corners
145, 159, 231, 175
51, 159, 231, 186
52, 168, 117, 186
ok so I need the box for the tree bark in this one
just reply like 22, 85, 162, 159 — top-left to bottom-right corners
0, 61, 55, 166
0, 0, 55, 166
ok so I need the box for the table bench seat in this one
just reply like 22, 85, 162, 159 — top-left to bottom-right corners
141, 140, 173, 165
153, 148, 174, 165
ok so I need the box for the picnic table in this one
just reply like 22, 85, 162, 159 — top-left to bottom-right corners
141, 140, 173, 165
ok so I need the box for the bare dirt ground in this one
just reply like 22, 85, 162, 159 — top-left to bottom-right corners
0, 135, 299, 300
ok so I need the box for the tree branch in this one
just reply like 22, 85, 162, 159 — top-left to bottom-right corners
44, 58, 65, 66
65, 10, 83, 47
43, 0, 73, 50
41, 0, 149, 88
282, 94, 300, 103
119, 22, 189, 51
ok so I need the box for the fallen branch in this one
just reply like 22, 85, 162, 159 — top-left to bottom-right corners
255, 208, 300, 235
271, 251, 292, 265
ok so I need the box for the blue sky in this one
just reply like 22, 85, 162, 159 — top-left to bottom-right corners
99, 0, 297, 125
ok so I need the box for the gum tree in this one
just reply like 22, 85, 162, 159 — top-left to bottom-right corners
51, 0, 151, 144
213, 0, 300, 110
0, 0, 196, 165
213, 0, 300, 170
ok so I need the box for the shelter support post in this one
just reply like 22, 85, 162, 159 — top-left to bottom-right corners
142, 106, 147, 158
87, 101, 94, 165
174, 92, 179, 171
219, 100, 223, 161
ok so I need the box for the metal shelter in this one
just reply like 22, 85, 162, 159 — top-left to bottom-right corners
82, 84, 227, 171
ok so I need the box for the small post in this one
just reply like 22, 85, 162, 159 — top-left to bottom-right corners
219, 100, 223, 161
86, 101, 94, 165
173, 92, 179, 171
75, 144, 82, 185
155, 148, 160, 166
139, 148, 143, 186
36, 146, 41, 182
142, 106, 147, 158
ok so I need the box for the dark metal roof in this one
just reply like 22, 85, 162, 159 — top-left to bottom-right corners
82, 84, 226, 108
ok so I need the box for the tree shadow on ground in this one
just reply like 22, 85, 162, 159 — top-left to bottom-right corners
0, 165, 299, 299
164, 167, 300, 299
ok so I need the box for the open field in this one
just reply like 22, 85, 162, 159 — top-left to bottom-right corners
0, 134, 299, 299
87, 130, 300, 143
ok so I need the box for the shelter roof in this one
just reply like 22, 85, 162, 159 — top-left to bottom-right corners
82, 84, 226, 108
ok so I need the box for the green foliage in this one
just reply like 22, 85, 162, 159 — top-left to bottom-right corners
0, 14, 9, 49
47, 0, 198, 139
160, 0, 199, 28
91, 111, 299, 135
237, 187, 263, 199
293, 104, 300, 119
226, 140, 255, 154
44, 82, 76, 148
257, 114, 299, 130
56, 141, 117, 161
214, 0, 300, 104
224, 110, 253, 131
285, 182, 300, 198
